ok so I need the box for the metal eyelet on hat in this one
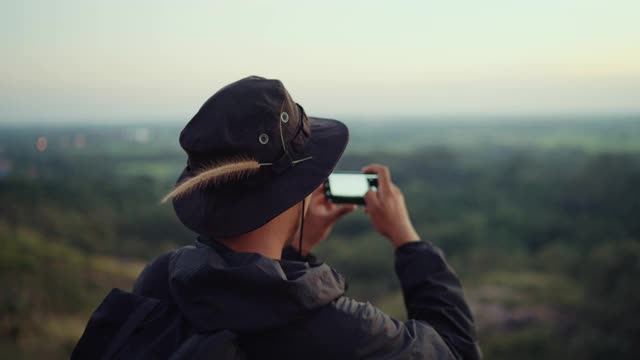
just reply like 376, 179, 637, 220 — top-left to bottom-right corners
258, 133, 269, 144
280, 112, 289, 123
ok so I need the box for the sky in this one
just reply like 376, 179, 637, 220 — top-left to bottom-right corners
1, 0, 639, 122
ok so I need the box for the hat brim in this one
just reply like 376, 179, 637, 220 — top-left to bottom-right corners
172, 116, 349, 238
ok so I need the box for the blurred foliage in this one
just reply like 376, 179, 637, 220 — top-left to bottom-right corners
0, 117, 639, 358
0, 221, 145, 357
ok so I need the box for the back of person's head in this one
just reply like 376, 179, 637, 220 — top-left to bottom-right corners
162, 76, 349, 244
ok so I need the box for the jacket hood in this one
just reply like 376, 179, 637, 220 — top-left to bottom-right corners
168, 238, 346, 333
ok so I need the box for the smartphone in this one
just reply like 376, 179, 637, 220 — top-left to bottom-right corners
324, 172, 379, 205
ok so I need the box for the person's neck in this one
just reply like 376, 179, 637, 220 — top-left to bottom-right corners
218, 232, 286, 260
218, 201, 301, 260
218, 217, 298, 260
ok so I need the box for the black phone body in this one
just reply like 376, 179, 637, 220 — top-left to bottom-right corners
324, 172, 379, 205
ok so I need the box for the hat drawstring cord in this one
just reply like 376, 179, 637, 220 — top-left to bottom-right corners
299, 198, 305, 259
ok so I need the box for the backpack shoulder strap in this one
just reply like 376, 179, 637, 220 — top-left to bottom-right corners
101, 295, 158, 359
72, 288, 159, 360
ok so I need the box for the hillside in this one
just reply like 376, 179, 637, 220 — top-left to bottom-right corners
1, 115, 639, 359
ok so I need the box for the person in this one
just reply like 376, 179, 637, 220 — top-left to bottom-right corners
72, 76, 481, 359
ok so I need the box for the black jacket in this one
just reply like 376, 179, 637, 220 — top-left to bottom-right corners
128, 237, 481, 359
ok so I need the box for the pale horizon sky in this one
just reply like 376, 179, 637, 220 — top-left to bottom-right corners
1, 0, 639, 123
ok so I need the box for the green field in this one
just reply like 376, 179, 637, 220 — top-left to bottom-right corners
1, 115, 639, 359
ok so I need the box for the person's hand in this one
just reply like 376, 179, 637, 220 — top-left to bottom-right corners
293, 185, 357, 256
362, 164, 420, 249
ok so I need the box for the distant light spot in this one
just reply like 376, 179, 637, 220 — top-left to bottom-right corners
36, 136, 47, 152
74, 134, 86, 148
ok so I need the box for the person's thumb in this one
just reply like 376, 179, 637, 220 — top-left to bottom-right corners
364, 189, 379, 211
331, 204, 357, 221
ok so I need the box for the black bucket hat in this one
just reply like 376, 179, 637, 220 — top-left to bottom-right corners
163, 76, 349, 238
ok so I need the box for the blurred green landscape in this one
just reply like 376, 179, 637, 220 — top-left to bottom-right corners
1, 115, 639, 359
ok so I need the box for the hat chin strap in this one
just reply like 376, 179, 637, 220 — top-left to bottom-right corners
298, 198, 305, 259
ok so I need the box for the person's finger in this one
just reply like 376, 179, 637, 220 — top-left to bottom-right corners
326, 201, 335, 211
364, 188, 380, 211
362, 163, 383, 175
313, 183, 325, 196
330, 204, 357, 221
309, 195, 324, 211
340, 204, 358, 215
310, 185, 328, 206
311, 184, 325, 200
362, 164, 392, 198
